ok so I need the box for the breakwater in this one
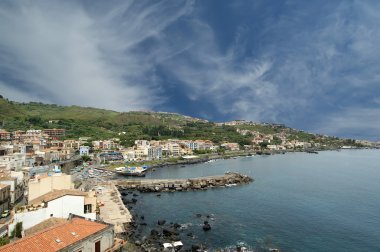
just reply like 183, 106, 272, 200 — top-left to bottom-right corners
115, 172, 253, 192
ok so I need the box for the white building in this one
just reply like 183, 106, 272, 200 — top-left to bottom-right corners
0, 153, 26, 171
79, 146, 90, 156
148, 146, 162, 160
10, 190, 97, 232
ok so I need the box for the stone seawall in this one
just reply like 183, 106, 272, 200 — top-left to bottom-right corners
115, 172, 253, 193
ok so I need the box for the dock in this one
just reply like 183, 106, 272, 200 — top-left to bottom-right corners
97, 184, 132, 234
115, 172, 253, 192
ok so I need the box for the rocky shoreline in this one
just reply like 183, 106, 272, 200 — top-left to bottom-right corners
116, 173, 253, 251
119, 189, 214, 251
116, 172, 253, 193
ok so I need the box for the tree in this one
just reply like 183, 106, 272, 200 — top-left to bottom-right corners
15, 222, 23, 238
0, 237, 10, 246
259, 141, 269, 149
82, 155, 91, 162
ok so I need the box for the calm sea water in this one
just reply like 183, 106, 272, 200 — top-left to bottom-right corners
125, 150, 380, 251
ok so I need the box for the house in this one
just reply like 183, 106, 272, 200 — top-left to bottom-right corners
43, 128, 65, 140
28, 173, 73, 202
0, 184, 11, 214
0, 172, 24, 205
0, 130, 11, 141
10, 189, 97, 232
0, 152, 27, 171
147, 146, 162, 160
220, 142, 240, 151
1, 215, 118, 252
79, 146, 90, 156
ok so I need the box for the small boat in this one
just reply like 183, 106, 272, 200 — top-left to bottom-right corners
163, 241, 183, 251
115, 166, 148, 177
225, 183, 237, 187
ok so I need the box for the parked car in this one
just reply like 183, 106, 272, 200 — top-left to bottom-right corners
1, 210, 10, 218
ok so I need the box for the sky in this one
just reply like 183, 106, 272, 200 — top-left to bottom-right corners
0, 0, 380, 141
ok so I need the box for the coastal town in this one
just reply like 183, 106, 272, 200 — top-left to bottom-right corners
0, 122, 378, 251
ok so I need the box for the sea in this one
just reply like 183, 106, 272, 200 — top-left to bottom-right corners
122, 150, 380, 251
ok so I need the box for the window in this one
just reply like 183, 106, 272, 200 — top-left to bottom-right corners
84, 204, 92, 214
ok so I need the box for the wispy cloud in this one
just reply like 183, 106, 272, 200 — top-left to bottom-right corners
158, 1, 380, 140
1, 0, 379, 140
0, 0, 192, 111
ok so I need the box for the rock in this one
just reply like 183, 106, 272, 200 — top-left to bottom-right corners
133, 193, 138, 197
140, 222, 147, 226
187, 232, 194, 237
196, 213, 202, 218
202, 223, 211, 231
173, 223, 181, 229
157, 219, 166, 225
156, 194, 161, 197
131, 198, 138, 203
150, 229, 159, 236
140, 215, 145, 220
135, 240, 141, 246
163, 228, 179, 237
191, 244, 201, 251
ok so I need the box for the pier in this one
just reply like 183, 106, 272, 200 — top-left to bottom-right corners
115, 172, 253, 192
97, 184, 132, 234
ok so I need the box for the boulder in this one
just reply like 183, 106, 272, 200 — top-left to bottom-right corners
202, 222, 211, 231
157, 219, 166, 225
150, 229, 160, 236
191, 244, 201, 251
163, 228, 179, 237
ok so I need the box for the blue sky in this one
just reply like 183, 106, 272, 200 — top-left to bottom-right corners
0, 0, 380, 141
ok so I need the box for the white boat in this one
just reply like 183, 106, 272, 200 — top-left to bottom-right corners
225, 183, 237, 187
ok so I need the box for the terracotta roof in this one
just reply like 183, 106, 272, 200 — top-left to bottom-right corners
0, 217, 110, 252
29, 189, 88, 205
25, 218, 67, 236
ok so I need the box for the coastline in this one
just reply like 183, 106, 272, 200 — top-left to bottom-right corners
110, 148, 377, 251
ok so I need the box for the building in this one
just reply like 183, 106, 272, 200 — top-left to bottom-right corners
63, 140, 82, 150
99, 152, 123, 162
1, 216, 116, 252
0, 184, 10, 214
134, 140, 150, 148
0, 130, 11, 140
0, 172, 24, 205
0, 153, 26, 171
221, 142, 240, 151
43, 128, 65, 140
11, 190, 97, 232
147, 146, 162, 160
79, 146, 90, 156
28, 173, 73, 202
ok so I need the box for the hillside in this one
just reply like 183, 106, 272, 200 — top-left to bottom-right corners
0, 97, 354, 147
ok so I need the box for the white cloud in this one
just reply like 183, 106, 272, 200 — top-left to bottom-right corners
0, 0, 193, 111
313, 108, 380, 140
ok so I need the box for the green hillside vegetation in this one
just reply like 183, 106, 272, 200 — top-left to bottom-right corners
1, 97, 250, 146
0, 97, 357, 148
